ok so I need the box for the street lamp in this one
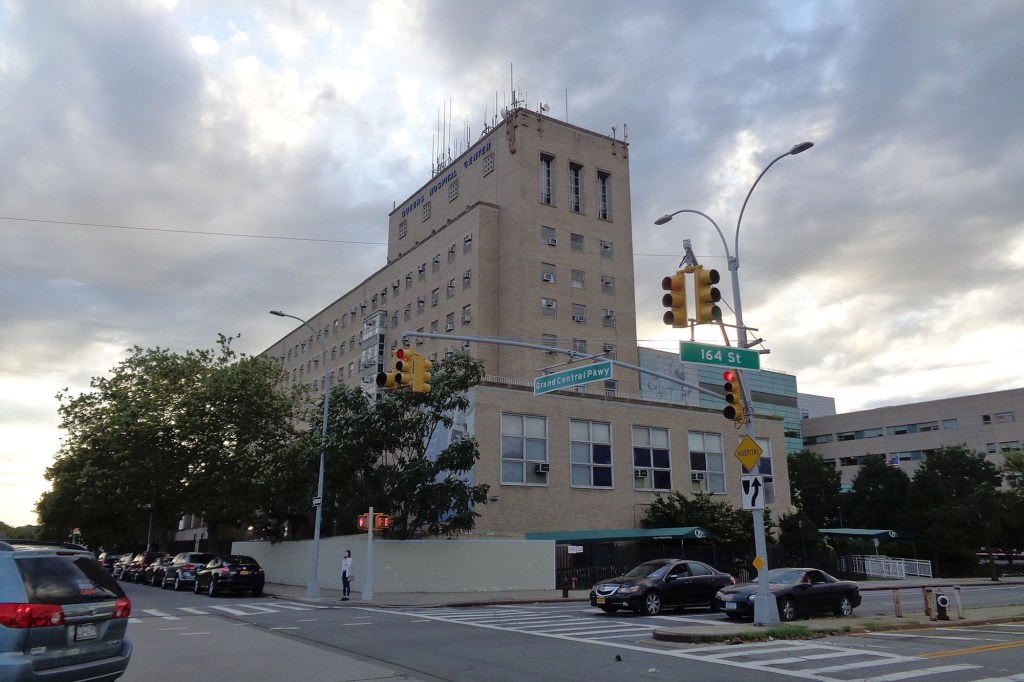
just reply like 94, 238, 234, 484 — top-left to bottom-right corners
270, 309, 331, 599
657, 141, 813, 625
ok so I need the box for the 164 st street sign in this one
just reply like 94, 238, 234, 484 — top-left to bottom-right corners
680, 341, 761, 370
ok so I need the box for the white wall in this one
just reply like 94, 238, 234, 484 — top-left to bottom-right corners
233, 535, 555, 593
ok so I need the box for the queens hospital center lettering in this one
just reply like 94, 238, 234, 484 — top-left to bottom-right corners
400, 142, 491, 219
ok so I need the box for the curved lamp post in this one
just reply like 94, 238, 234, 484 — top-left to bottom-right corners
655, 141, 813, 625
270, 309, 331, 599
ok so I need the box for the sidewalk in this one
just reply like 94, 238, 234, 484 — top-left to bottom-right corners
262, 577, 1024, 643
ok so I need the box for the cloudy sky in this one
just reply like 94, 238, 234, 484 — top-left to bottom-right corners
2, 0, 1022, 527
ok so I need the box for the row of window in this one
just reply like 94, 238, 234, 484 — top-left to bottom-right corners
539, 299, 617, 327
832, 440, 1024, 468
500, 413, 774, 497
540, 264, 615, 294
804, 412, 1018, 448
540, 227, 614, 257
539, 153, 612, 220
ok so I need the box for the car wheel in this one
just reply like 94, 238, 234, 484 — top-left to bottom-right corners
208, 578, 219, 597
836, 595, 854, 617
194, 578, 203, 594
778, 597, 797, 622
173, 576, 182, 592
708, 599, 720, 612
640, 591, 662, 616
599, 606, 619, 614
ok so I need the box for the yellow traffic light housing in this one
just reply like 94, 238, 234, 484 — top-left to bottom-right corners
661, 270, 688, 327
722, 369, 745, 422
412, 352, 432, 393
376, 348, 413, 390
693, 265, 722, 324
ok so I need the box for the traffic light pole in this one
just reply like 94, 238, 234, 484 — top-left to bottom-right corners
656, 141, 813, 626
362, 506, 375, 601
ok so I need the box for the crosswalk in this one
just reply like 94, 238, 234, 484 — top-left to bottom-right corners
129, 601, 327, 622
392, 605, 1024, 682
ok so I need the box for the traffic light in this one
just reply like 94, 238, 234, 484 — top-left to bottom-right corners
357, 513, 390, 531
722, 369, 745, 422
411, 352, 432, 393
661, 270, 688, 327
375, 348, 413, 390
357, 513, 369, 530
693, 265, 722, 324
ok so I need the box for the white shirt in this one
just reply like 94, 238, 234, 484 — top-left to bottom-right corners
341, 556, 352, 575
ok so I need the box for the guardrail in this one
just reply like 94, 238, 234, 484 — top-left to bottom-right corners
840, 554, 932, 579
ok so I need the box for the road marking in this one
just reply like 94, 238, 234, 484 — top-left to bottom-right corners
859, 664, 982, 680
178, 607, 208, 615
867, 632, 1006, 641
270, 626, 298, 630
924, 639, 1024, 659
208, 605, 251, 615
343, 622, 372, 626
266, 601, 322, 610
178, 632, 209, 636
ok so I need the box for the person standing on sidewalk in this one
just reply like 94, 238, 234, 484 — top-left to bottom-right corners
340, 549, 353, 601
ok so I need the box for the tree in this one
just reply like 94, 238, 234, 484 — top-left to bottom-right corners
906, 445, 1003, 574
318, 351, 490, 538
846, 455, 910, 530
641, 491, 775, 549
37, 336, 301, 551
787, 449, 843, 528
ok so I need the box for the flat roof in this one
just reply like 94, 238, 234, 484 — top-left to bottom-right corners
524, 527, 715, 543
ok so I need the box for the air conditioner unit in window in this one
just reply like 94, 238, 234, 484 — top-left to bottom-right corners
543, 300, 555, 308
461, 314, 471, 323
603, 344, 615, 352
534, 462, 550, 474
634, 468, 649, 478
572, 315, 585, 323
691, 472, 705, 482
543, 238, 557, 246
603, 310, 615, 318
542, 273, 555, 282
444, 323, 454, 332
463, 274, 472, 281
601, 242, 612, 250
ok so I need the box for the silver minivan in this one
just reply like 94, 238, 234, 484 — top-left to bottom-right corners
0, 540, 132, 681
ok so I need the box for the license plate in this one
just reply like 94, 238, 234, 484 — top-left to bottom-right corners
725, 602, 737, 611
238, 570, 249, 576
595, 597, 605, 604
75, 623, 98, 641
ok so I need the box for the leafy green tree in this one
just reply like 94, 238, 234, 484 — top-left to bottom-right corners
641, 490, 775, 548
317, 351, 490, 538
37, 336, 301, 551
846, 455, 910, 530
787, 449, 843, 528
906, 445, 1003, 574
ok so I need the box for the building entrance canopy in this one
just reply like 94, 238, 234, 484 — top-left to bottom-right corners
524, 526, 715, 544
818, 528, 912, 541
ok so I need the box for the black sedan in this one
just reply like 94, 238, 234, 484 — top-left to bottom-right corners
714, 567, 862, 622
194, 555, 266, 597
590, 558, 735, 616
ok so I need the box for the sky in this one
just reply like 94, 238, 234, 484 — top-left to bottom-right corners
2, 0, 1022, 527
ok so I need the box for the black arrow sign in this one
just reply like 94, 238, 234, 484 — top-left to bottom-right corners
743, 477, 762, 508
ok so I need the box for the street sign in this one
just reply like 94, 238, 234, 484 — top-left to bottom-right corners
312, 496, 322, 507
741, 474, 766, 510
534, 360, 613, 396
679, 341, 761, 370
734, 435, 764, 472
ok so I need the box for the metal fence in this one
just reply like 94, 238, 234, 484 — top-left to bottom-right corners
838, 554, 933, 579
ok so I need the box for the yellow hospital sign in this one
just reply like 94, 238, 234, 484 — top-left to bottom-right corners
734, 435, 764, 472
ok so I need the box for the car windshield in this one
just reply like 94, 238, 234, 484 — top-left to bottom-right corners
766, 569, 807, 585
623, 561, 670, 579
17, 556, 125, 605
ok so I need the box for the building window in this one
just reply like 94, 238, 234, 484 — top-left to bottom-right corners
600, 240, 614, 259
604, 380, 617, 397
431, 288, 440, 307
572, 338, 587, 354
943, 419, 958, 430
539, 153, 554, 205
398, 220, 407, 239
463, 269, 472, 290
418, 264, 426, 282
445, 312, 455, 331
571, 303, 585, 323
501, 413, 548, 485
541, 263, 556, 283
601, 275, 615, 295
541, 298, 556, 318
568, 162, 583, 213
447, 245, 456, 264
483, 153, 494, 175
541, 225, 556, 245
461, 304, 471, 324
432, 255, 440, 274
633, 426, 671, 491
571, 269, 585, 289
417, 298, 425, 314
571, 233, 584, 252
463, 233, 473, 254
404, 304, 412, 321
447, 278, 456, 298
448, 179, 459, 202
570, 419, 612, 488
422, 201, 431, 222
688, 431, 725, 494
542, 334, 558, 352
602, 309, 615, 328
597, 170, 611, 220
995, 412, 1016, 424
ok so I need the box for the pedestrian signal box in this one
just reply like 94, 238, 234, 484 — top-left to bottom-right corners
357, 513, 391, 531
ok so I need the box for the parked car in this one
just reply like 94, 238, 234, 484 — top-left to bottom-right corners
144, 555, 175, 586
97, 552, 122, 573
111, 554, 135, 580
161, 552, 215, 591
715, 567, 862, 622
124, 551, 166, 583
589, 558, 736, 616
194, 555, 266, 597
0, 539, 132, 681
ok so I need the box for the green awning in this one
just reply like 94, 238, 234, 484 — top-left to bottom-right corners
524, 526, 715, 544
818, 528, 911, 541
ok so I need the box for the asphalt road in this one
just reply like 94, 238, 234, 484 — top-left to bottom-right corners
118, 581, 1024, 681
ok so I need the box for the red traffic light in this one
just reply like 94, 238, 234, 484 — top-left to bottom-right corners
723, 370, 736, 383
